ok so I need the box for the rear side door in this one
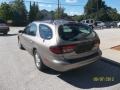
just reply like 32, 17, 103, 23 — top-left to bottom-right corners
37, 24, 53, 56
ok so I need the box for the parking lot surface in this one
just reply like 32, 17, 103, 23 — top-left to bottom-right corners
0, 27, 120, 90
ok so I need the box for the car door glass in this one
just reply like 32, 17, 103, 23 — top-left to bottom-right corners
28, 24, 37, 36
39, 24, 52, 40
24, 26, 30, 34
24, 24, 37, 36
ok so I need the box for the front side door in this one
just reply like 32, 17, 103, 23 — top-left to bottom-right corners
21, 23, 37, 53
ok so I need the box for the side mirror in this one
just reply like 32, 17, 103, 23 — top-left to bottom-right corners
19, 30, 24, 33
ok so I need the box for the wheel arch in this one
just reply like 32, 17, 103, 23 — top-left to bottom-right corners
32, 48, 37, 55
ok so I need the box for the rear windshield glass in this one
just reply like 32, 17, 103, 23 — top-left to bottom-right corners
58, 24, 94, 41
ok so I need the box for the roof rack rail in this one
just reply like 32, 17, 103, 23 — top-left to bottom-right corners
40, 19, 78, 25
41, 20, 54, 24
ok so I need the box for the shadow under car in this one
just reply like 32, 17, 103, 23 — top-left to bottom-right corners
0, 33, 17, 36
57, 58, 120, 89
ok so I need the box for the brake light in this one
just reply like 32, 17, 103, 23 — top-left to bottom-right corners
62, 44, 76, 53
50, 44, 76, 54
50, 46, 62, 54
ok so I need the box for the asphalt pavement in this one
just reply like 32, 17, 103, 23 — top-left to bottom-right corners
0, 27, 120, 90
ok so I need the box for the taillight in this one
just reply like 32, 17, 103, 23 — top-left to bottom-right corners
50, 44, 76, 54
62, 44, 76, 53
49, 46, 62, 54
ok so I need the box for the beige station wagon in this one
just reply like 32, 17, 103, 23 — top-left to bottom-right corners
18, 20, 102, 72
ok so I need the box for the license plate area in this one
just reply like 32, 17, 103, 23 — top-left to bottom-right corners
75, 41, 94, 54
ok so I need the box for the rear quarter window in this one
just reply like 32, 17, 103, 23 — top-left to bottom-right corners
39, 24, 53, 40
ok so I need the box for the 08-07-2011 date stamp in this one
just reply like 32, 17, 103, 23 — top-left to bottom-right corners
92, 76, 115, 82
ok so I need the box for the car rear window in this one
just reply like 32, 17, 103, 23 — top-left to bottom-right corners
58, 24, 94, 41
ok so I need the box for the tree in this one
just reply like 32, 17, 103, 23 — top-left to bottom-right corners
0, 3, 13, 20
54, 7, 71, 20
84, 0, 105, 15
72, 15, 85, 22
29, 2, 43, 22
40, 10, 53, 20
54, 7, 64, 19
11, 0, 27, 26
84, 0, 120, 21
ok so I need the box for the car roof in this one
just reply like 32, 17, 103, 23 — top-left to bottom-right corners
32, 20, 79, 26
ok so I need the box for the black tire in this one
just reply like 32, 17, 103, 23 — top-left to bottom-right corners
33, 50, 47, 71
119, 25, 120, 28
18, 40, 25, 50
3, 32, 7, 35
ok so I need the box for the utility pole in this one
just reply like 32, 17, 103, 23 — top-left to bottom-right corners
58, 0, 60, 19
96, 0, 99, 20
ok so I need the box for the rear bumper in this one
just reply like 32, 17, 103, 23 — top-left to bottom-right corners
43, 50, 102, 72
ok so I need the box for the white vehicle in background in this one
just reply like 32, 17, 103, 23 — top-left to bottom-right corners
96, 21, 105, 29
81, 19, 95, 29
117, 22, 120, 28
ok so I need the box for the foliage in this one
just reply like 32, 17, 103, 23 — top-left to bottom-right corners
54, 7, 71, 20
11, 0, 27, 26
0, 0, 120, 26
29, 2, 43, 22
82, 0, 120, 21
0, 3, 13, 20
54, 7, 64, 19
